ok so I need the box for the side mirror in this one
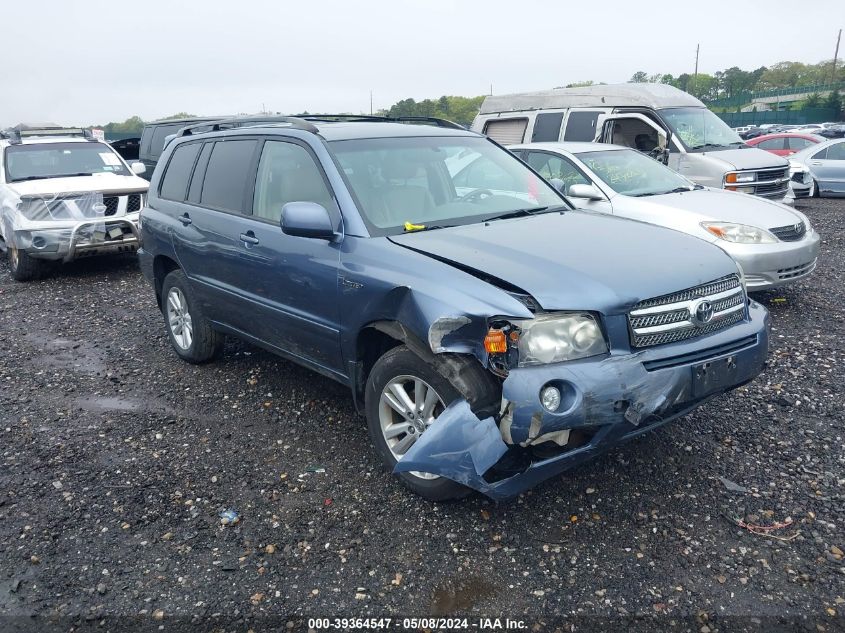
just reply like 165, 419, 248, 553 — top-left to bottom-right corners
280, 201, 338, 240
130, 162, 146, 175
549, 178, 566, 193
567, 183, 604, 200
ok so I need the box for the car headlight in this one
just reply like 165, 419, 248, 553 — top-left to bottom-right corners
512, 313, 607, 366
725, 172, 755, 184
702, 222, 778, 244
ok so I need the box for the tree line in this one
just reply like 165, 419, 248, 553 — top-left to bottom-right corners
624, 58, 843, 102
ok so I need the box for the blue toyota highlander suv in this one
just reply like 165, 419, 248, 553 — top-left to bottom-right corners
138, 115, 770, 500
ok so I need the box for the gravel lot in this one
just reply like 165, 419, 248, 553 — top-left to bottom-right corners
0, 198, 843, 632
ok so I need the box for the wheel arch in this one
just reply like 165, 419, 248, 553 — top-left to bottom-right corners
153, 255, 180, 309
351, 319, 500, 417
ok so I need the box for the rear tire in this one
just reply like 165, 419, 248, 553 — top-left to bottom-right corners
365, 345, 489, 501
813, 179, 820, 198
161, 269, 223, 363
8, 246, 48, 282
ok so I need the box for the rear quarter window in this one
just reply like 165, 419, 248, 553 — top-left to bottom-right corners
159, 142, 202, 201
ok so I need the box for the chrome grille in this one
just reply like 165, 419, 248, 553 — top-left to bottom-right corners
769, 221, 806, 242
103, 196, 119, 216
127, 194, 142, 213
628, 274, 746, 348
756, 167, 789, 182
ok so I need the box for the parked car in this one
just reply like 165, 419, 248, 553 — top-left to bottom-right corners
471, 84, 791, 201
739, 127, 766, 140
138, 117, 220, 181
0, 127, 148, 281
816, 124, 845, 139
789, 137, 845, 197
745, 133, 824, 156
138, 116, 769, 500
786, 160, 815, 201
508, 142, 819, 290
108, 137, 141, 161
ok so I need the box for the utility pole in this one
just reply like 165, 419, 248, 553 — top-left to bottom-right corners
369, 90, 373, 115
490, 83, 493, 96
694, 43, 699, 78
833, 29, 842, 85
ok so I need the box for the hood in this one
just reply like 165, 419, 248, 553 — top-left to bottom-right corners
7, 173, 149, 198
699, 147, 788, 172
388, 211, 737, 314
616, 188, 802, 231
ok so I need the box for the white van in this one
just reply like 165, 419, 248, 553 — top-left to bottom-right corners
472, 83, 791, 201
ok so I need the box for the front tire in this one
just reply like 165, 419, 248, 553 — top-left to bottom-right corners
365, 345, 478, 501
8, 246, 48, 282
161, 269, 223, 363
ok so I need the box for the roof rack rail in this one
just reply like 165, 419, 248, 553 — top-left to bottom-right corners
299, 114, 465, 129
1, 127, 95, 144
177, 116, 319, 137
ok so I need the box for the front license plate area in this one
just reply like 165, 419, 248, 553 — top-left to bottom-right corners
692, 355, 738, 398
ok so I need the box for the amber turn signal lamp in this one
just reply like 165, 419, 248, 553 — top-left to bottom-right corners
484, 329, 508, 354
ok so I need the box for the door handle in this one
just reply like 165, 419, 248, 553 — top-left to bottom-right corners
178, 213, 192, 226
239, 232, 260, 245
810, 162, 822, 166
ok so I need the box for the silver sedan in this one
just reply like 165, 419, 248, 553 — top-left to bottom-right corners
510, 142, 820, 290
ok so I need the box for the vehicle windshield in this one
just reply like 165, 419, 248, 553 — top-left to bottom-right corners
329, 136, 567, 235
4, 142, 130, 182
659, 107, 743, 151
577, 149, 696, 197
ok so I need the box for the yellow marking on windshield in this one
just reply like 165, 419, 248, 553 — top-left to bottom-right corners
403, 221, 426, 232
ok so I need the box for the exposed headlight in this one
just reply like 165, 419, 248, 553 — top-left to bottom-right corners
514, 313, 607, 366
702, 222, 778, 244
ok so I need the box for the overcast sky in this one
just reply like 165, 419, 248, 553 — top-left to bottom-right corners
3, 0, 842, 126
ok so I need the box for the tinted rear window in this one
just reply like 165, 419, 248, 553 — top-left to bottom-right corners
149, 124, 185, 158
199, 140, 258, 212
159, 142, 202, 201
531, 112, 564, 142
563, 111, 603, 142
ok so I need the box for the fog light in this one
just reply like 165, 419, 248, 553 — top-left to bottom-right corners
32, 236, 47, 249
540, 385, 561, 412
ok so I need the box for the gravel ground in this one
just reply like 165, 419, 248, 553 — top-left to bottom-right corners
0, 198, 843, 633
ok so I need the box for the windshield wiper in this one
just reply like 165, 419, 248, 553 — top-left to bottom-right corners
11, 172, 94, 183
688, 142, 728, 151
11, 175, 51, 182
483, 205, 566, 223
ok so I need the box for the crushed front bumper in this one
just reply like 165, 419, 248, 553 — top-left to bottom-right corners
396, 300, 769, 500
722, 231, 819, 290
5, 213, 140, 262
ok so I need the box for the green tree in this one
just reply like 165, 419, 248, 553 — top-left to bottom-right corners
564, 80, 595, 88
804, 93, 822, 108
629, 71, 649, 83
825, 90, 842, 118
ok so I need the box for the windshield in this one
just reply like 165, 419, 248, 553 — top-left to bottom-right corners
659, 107, 743, 151
4, 142, 130, 182
577, 149, 695, 197
329, 136, 566, 235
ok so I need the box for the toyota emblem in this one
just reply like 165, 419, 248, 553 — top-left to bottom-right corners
692, 299, 714, 326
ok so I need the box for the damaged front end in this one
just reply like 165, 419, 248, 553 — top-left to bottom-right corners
0, 190, 141, 262
395, 299, 769, 501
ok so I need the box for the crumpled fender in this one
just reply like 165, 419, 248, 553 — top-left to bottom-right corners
393, 400, 508, 490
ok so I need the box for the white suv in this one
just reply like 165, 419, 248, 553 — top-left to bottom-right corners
0, 127, 149, 281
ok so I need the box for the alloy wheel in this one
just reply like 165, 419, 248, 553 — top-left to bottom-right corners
378, 374, 445, 480
166, 287, 193, 350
